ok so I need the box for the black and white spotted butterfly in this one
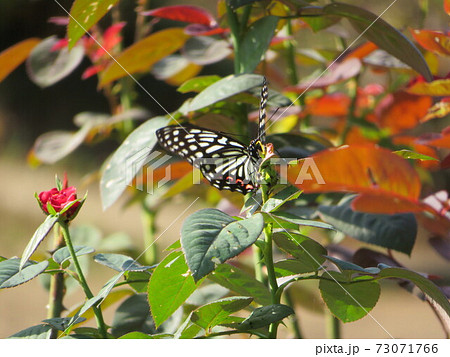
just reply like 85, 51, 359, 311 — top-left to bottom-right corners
156, 78, 269, 194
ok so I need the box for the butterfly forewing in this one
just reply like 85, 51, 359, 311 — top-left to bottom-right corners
156, 124, 260, 194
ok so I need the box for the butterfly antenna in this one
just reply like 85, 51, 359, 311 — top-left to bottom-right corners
258, 77, 269, 144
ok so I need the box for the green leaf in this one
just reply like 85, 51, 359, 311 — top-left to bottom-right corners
42, 317, 86, 331
93, 253, 154, 272
238, 15, 279, 73
228, 0, 259, 9
69, 274, 122, 326
180, 74, 264, 114
261, 186, 302, 212
323, 3, 432, 81
191, 296, 253, 330
100, 116, 169, 210
0, 259, 49, 289
302, 15, 341, 32
20, 215, 58, 269
111, 294, 155, 337
26, 36, 85, 87
273, 232, 327, 273
318, 195, 417, 255
274, 259, 319, 277
209, 264, 271, 306
181, 209, 264, 282
8, 324, 52, 339
174, 312, 204, 339
119, 332, 173, 339
264, 211, 336, 231
53, 246, 94, 265
124, 271, 151, 293
67, 0, 120, 49
238, 304, 294, 330
324, 256, 380, 275
319, 271, 380, 323
377, 266, 450, 317
393, 149, 439, 161
148, 251, 200, 328
177, 75, 221, 93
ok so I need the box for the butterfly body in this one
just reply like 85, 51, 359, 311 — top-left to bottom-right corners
156, 78, 268, 195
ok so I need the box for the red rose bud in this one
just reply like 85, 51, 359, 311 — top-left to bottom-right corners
38, 186, 82, 220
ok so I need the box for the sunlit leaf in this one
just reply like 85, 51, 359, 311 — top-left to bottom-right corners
0, 259, 49, 289
180, 74, 264, 114
99, 28, 189, 87
273, 232, 327, 273
285, 145, 422, 214
406, 78, 450, 96
8, 324, 52, 339
0, 38, 40, 83
100, 116, 169, 210
410, 29, 450, 56
142, 5, 216, 26
94, 253, 153, 272
27, 36, 84, 87
319, 271, 380, 323
53, 245, 95, 265
191, 296, 253, 330
20, 215, 58, 269
68, 0, 120, 49
209, 263, 271, 306
177, 75, 221, 93
393, 149, 439, 161
148, 251, 200, 328
324, 3, 432, 81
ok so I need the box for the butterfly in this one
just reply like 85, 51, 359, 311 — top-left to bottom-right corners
156, 78, 269, 194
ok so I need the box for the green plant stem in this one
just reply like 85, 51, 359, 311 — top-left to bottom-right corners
283, 289, 303, 339
326, 312, 341, 339
339, 75, 359, 145
252, 245, 265, 284
141, 203, 157, 265
285, 19, 298, 85
226, 4, 242, 74
59, 222, 108, 338
47, 226, 66, 338
263, 222, 280, 339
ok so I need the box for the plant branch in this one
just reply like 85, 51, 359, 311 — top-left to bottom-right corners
59, 221, 108, 338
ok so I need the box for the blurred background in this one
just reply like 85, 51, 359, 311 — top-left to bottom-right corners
0, 0, 449, 338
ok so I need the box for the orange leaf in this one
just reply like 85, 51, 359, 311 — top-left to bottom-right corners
305, 93, 350, 117
445, 0, 450, 16
0, 38, 40, 82
284, 145, 421, 211
352, 194, 423, 214
133, 161, 192, 187
406, 78, 450, 96
379, 92, 432, 134
99, 28, 189, 87
346, 41, 378, 60
410, 29, 450, 56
